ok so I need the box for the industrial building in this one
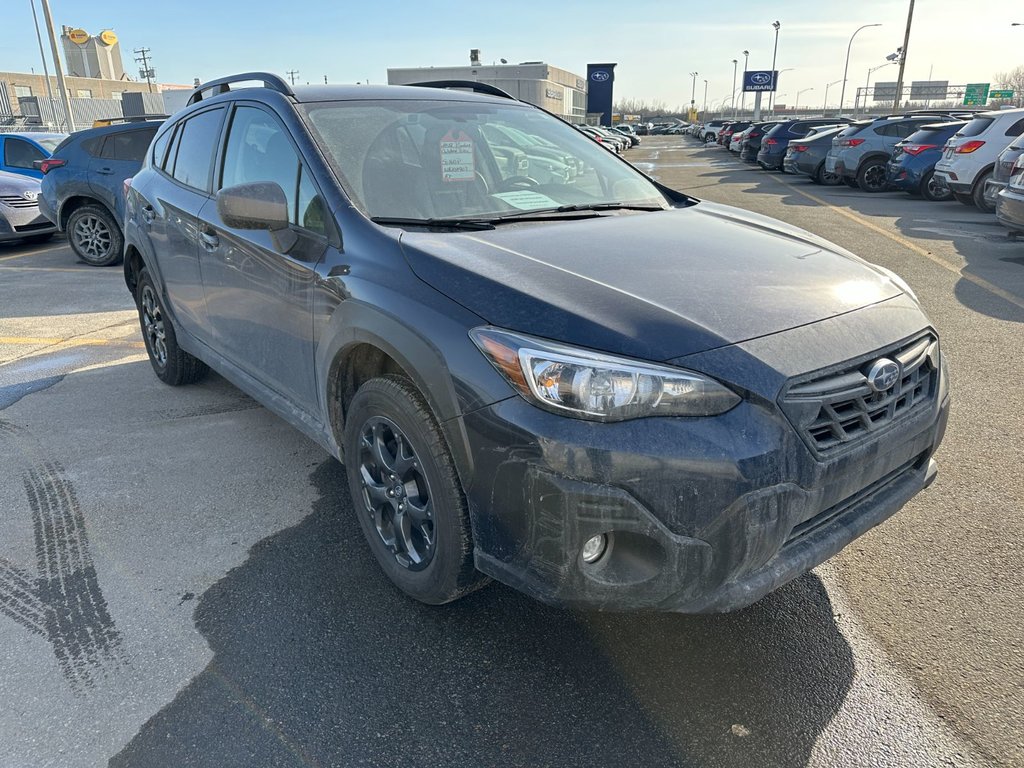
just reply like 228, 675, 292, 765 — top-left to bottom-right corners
387, 52, 588, 123
61, 26, 125, 80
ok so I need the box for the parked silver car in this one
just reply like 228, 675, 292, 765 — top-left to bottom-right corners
0, 170, 57, 245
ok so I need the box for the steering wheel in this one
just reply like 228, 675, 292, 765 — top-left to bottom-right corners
496, 175, 540, 191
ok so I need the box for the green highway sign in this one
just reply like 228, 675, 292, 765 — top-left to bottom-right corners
963, 83, 990, 106
990, 89, 1015, 100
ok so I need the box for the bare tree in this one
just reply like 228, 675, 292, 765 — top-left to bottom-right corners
995, 66, 1024, 107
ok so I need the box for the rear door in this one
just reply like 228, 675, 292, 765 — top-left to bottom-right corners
197, 103, 331, 416
89, 126, 157, 223
146, 106, 226, 342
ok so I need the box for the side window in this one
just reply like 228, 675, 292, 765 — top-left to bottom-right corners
874, 123, 898, 137
100, 128, 158, 161
4, 138, 45, 169
162, 124, 181, 172
151, 127, 171, 167
1005, 118, 1024, 137
171, 108, 225, 191
220, 106, 299, 218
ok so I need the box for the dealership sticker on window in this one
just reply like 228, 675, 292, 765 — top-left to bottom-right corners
440, 129, 475, 182
491, 190, 560, 210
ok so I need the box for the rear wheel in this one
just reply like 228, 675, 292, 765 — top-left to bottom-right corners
815, 162, 841, 186
136, 268, 208, 386
67, 204, 122, 266
921, 170, 953, 202
856, 159, 888, 193
344, 375, 487, 605
972, 170, 996, 212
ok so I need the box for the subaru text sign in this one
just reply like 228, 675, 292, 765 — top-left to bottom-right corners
743, 70, 777, 92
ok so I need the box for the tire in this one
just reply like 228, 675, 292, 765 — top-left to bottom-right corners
972, 171, 996, 212
953, 192, 974, 206
135, 268, 208, 386
856, 159, 888, 193
843, 177, 860, 188
21, 232, 54, 245
67, 203, 122, 266
815, 162, 841, 186
344, 375, 486, 605
921, 170, 953, 202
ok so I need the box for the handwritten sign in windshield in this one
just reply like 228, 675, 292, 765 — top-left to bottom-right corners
440, 129, 475, 182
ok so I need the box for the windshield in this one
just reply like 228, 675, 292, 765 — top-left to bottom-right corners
300, 99, 668, 220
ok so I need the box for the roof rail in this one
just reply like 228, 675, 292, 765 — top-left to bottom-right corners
406, 80, 516, 100
187, 72, 295, 106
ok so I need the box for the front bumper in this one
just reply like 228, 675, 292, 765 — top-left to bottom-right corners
460, 296, 949, 613
0, 206, 57, 242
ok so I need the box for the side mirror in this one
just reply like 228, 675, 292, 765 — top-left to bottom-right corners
216, 181, 298, 252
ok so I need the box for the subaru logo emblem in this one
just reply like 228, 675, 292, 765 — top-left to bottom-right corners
591, 70, 610, 82
751, 72, 772, 85
23, 190, 38, 201
866, 358, 900, 393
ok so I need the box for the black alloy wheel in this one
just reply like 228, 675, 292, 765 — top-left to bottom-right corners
357, 416, 435, 571
135, 268, 209, 386
921, 170, 953, 202
857, 160, 888, 193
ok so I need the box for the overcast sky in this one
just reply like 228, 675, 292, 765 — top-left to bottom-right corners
6, 0, 1022, 110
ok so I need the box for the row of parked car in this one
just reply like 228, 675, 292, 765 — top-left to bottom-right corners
689, 108, 1024, 236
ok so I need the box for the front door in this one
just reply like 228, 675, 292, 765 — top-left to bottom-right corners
198, 104, 330, 417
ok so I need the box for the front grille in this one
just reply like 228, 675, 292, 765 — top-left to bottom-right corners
0, 194, 39, 209
780, 333, 939, 458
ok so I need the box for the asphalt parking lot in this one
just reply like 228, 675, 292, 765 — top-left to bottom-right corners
2, 136, 1022, 767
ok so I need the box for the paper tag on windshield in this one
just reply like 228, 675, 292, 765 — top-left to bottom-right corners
491, 190, 560, 210
440, 130, 475, 182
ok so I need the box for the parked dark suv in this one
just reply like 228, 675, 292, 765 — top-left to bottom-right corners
124, 73, 949, 612
757, 118, 849, 171
39, 118, 163, 265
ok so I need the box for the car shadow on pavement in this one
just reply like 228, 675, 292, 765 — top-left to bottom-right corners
110, 460, 854, 768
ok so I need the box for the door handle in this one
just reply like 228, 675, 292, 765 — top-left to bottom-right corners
96, 167, 115, 175
199, 229, 219, 250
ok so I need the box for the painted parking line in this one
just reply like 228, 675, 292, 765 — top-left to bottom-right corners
0, 336, 145, 349
772, 176, 1024, 313
0, 244, 70, 262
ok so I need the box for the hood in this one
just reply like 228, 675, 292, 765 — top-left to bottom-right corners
399, 201, 902, 361
0, 170, 43, 196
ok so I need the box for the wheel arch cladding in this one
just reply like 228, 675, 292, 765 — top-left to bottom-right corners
61, 195, 112, 229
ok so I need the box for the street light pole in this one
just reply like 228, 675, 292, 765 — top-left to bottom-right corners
740, 50, 749, 117
731, 59, 738, 119
768, 21, 781, 115
839, 23, 882, 116
892, 0, 916, 111
795, 87, 813, 111
865, 62, 895, 116
690, 71, 698, 117
39, 0, 74, 132
703, 79, 708, 118
824, 78, 843, 114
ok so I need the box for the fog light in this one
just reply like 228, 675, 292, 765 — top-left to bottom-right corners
581, 534, 608, 564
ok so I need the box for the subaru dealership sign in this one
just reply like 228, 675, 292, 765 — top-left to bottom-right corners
743, 70, 778, 92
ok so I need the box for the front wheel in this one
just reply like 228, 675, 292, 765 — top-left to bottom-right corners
815, 162, 841, 186
856, 160, 888, 193
67, 204, 122, 266
135, 268, 209, 386
344, 375, 487, 605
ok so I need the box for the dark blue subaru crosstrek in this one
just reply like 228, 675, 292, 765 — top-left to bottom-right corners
885, 122, 965, 201
123, 73, 949, 612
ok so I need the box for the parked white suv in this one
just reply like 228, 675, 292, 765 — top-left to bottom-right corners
933, 108, 1024, 211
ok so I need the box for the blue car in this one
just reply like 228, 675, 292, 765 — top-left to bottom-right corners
0, 132, 65, 179
885, 122, 965, 201
756, 119, 849, 171
38, 120, 162, 265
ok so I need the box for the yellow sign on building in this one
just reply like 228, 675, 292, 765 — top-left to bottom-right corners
99, 30, 118, 46
68, 28, 89, 44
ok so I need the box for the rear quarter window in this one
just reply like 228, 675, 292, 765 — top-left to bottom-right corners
100, 128, 158, 161
1004, 118, 1024, 137
958, 117, 995, 137
168, 108, 225, 191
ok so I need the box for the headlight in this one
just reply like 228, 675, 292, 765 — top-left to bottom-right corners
470, 327, 740, 421
874, 265, 919, 303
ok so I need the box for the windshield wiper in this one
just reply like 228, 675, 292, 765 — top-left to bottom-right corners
554, 202, 667, 212
484, 203, 667, 223
370, 216, 496, 231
